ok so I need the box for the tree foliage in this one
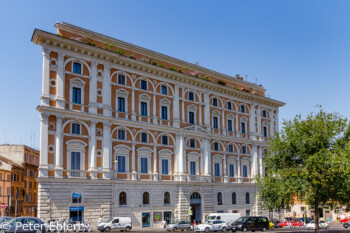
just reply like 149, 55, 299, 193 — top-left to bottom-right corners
256, 109, 350, 232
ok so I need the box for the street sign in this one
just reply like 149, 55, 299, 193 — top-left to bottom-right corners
188, 210, 193, 216
1, 203, 6, 208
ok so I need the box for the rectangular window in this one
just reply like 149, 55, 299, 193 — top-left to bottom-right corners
161, 106, 168, 120
215, 163, 220, 177
188, 92, 194, 101
162, 159, 169, 175
228, 145, 233, 152
71, 152, 81, 177
141, 133, 148, 143
227, 102, 232, 110
190, 161, 196, 175
263, 110, 267, 118
246, 210, 251, 217
72, 123, 81, 135
7, 187, 10, 195
240, 105, 245, 113
162, 135, 168, 145
118, 97, 125, 112
263, 126, 268, 137
241, 122, 246, 134
72, 87, 81, 104
118, 74, 125, 85
73, 62, 81, 74
141, 102, 148, 116
243, 165, 248, 177
214, 143, 219, 151
228, 120, 233, 132
140, 80, 147, 90
242, 146, 247, 154
141, 158, 148, 174
229, 165, 235, 177
213, 117, 218, 129
189, 112, 195, 124
117, 156, 126, 173
118, 130, 125, 140
190, 139, 196, 148
161, 85, 168, 95
213, 98, 218, 106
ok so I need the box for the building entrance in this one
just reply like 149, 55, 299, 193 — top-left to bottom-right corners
190, 192, 202, 224
69, 206, 84, 222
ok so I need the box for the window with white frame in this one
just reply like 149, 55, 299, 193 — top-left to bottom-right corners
241, 121, 246, 134
159, 150, 172, 176
116, 89, 128, 115
141, 102, 148, 116
242, 146, 247, 154
118, 97, 125, 112
189, 139, 196, 148
161, 106, 168, 120
188, 91, 194, 101
227, 119, 233, 132
71, 151, 81, 177
188, 152, 199, 176
263, 125, 268, 137
71, 123, 81, 135
161, 159, 169, 175
214, 163, 220, 177
70, 78, 85, 106
190, 161, 196, 175
138, 148, 152, 174
228, 145, 233, 153
217, 192, 223, 205
213, 116, 219, 129
242, 165, 249, 177
160, 99, 170, 121
72, 62, 82, 74
227, 102, 232, 110
229, 164, 235, 177
212, 98, 218, 107
240, 105, 245, 113
117, 156, 126, 173
162, 135, 168, 145
262, 110, 267, 118
66, 140, 86, 177
214, 142, 219, 151
114, 145, 130, 173
141, 133, 148, 143
141, 158, 148, 174
188, 105, 197, 124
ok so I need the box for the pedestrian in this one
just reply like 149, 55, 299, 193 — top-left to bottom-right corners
98, 216, 103, 225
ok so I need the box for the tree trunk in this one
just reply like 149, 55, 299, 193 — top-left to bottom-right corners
314, 201, 319, 233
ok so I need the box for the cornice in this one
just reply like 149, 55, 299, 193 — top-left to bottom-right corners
31, 29, 285, 108
37, 105, 268, 146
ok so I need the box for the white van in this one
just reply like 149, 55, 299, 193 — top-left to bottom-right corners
97, 217, 132, 232
207, 213, 241, 226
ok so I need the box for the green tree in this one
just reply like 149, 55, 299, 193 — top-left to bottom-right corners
256, 109, 350, 233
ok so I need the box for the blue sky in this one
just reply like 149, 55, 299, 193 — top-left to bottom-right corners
1, 0, 350, 148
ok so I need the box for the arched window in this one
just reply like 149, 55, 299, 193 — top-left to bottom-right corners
217, 192, 223, 205
164, 192, 170, 205
72, 192, 82, 203
143, 192, 150, 205
119, 192, 127, 206
232, 192, 237, 205
190, 192, 201, 200
246, 192, 250, 204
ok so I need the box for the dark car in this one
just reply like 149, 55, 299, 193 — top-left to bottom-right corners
231, 217, 269, 232
0, 217, 46, 233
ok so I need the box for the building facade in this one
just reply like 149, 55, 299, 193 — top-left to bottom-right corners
31, 22, 285, 227
0, 145, 39, 217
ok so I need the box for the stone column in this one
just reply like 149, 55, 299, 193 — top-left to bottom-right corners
201, 137, 211, 180
257, 106, 262, 140
204, 92, 210, 130
258, 146, 263, 175
39, 112, 49, 177
54, 115, 63, 178
199, 102, 202, 125
153, 146, 158, 180
223, 153, 229, 183
173, 83, 180, 127
89, 61, 98, 114
56, 51, 65, 109
174, 133, 185, 181
41, 48, 51, 106
235, 114, 240, 138
131, 143, 137, 180
131, 88, 136, 121
102, 121, 112, 179
237, 156, 242, 183
153, 95, 157, 124
102, 64, 111, 117
249, 103, 256, 140
89, 120, 98, 179
181, 88, 185, 123
251, 144, 258, 178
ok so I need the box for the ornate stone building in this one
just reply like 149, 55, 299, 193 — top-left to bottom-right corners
31, 22, 284, 227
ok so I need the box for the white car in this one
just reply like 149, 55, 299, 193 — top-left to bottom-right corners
306, 220, 329, 230
97, 217, 132, 232
194, 220, 228, 232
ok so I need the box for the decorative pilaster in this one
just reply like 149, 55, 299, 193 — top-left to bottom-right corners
153, 147, 158, 180
258, 146, 263, 175
257, 105, 262, 140
204, 92, 210, 130
235, 114, 240, 138
249, 103, 256, 140
89, 61, 98, 114
102, 121, 112, 179
251, 144, 259, 178
41, 48, 51, 106
89, 120, 98, 179
223, 152, 229, 183
102, 64, 111, 117
56, 52, 65, 108
153, 96, 157, 124
237, 156, 242, 183
54, 115, 63, 178
131, 143, 137, 180
39, 112, 49, 177
131, 89, 136, 121
173, 83, 180, 127
221, 109, 226, 136
174, 133, 185, 181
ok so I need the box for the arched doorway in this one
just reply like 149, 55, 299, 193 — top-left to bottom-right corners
190, 192, 202, 224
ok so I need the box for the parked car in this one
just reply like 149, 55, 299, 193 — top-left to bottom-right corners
341, 218, 350, 224
344, 222, 350, 228
166, 220, 192, 231
207, 213, 241, 226
97, 217, 132, 232
305, 220, 329, 230
0, 217, 47, 233
231, 217, 269, 232
0, 217, 13, 224
194, 220, 228, 232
